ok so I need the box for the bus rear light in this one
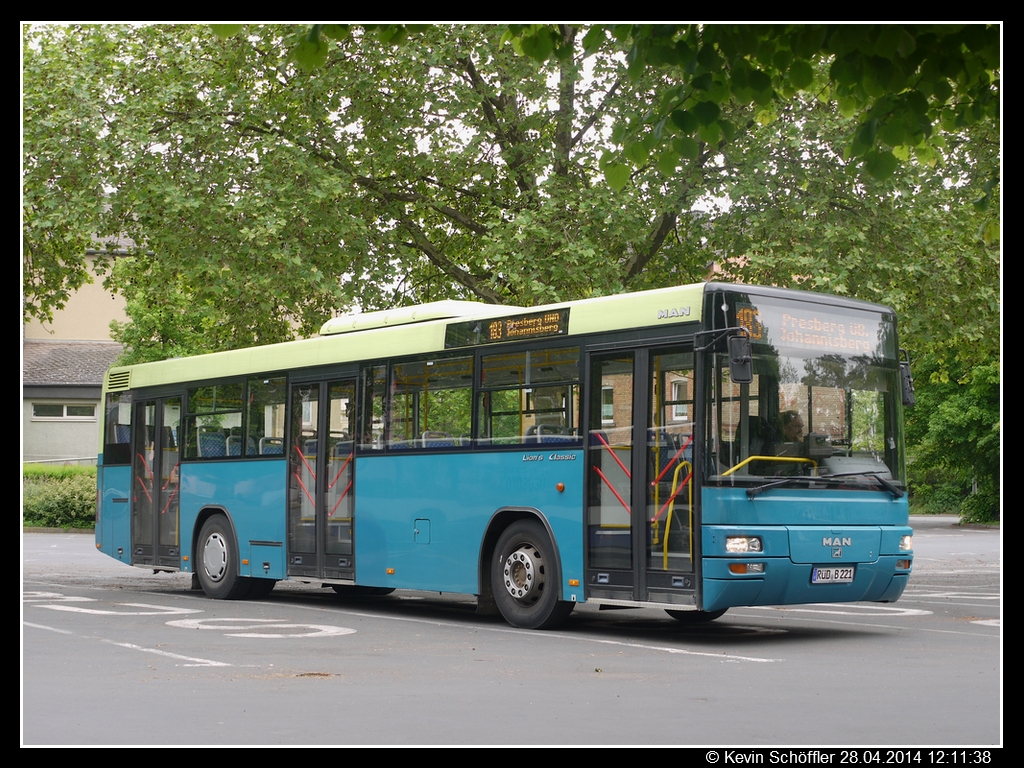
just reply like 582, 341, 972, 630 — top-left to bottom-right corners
729, 562, 764, 574
726, 536, 762, 553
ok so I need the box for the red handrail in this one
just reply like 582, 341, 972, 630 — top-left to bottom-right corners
592, 465, 631, 514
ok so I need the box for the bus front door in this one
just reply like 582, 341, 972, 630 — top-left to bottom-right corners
287, 378, 357, 581
131, 396, 181, 569
586, 348, 696, 605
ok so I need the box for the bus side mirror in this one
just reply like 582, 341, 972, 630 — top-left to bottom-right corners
899, 349, 915, 407
728, 335, 753, 384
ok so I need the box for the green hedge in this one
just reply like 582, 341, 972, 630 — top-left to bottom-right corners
23, 465, 96, 529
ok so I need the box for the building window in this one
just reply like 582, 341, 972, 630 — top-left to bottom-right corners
32, 403, 96, 420
602, 386, 615, 425
671, 380, 689, 421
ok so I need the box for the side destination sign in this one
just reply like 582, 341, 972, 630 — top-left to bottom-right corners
445, 309, 570, 348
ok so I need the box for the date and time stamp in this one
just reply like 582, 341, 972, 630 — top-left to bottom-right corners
703, 751, 994, 765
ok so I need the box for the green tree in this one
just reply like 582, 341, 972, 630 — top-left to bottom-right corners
22, 25, 118, 322
905, 353, 1000, 521
507, 25, 999, 194
23, 24, 733, 357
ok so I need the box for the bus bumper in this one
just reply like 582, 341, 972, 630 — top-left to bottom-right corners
700, 524, 914, 613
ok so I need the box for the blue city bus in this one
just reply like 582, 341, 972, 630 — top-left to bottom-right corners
96, 282, 915, 628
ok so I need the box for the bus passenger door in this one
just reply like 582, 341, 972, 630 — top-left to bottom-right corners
586, 348, 696, 604
131, 396, 181, 569
645, 349, 697, 601
288, 378, 357, 581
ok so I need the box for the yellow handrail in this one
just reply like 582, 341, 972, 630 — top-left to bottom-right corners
721, 455, 817, 477
663, 461, 693, 571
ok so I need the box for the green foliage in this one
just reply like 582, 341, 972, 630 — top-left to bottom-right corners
24, 24, 727, 361
506, 24, 1000, 191
23, 466, 97, 529
23, 463, 96, 479
22, 25, 117, 322
905, 353, 1000, 523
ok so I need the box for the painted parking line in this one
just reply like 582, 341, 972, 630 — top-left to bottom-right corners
23, 619, 232, 667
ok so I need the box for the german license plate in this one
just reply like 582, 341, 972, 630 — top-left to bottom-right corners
811, 566, 855, 584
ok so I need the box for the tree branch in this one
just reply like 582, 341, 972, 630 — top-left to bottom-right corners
398, 218, 505, 304
455, 54, 536, 194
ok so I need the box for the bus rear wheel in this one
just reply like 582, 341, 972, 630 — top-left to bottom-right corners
666, 608, 728, 623
196, 515, 251, 600
492, 519, 574, 629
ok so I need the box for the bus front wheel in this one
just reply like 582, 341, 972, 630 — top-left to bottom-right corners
492, 519, 574, 629
666, 608, 728, 623
196, 515, 251, 600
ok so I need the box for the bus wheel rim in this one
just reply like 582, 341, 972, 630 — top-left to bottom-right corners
503, 545, 543, 602
203, 532, 228, 583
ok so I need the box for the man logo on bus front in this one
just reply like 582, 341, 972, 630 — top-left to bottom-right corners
823, 536, 851, 558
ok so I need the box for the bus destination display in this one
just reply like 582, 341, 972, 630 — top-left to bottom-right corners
445, 309, 569, 348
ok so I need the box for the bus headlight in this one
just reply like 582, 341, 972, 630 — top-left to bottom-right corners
726, 536, 763, 553
899, 535, 913, 551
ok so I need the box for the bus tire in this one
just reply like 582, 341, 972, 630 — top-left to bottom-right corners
492, 519, 574, 629
196, 515, 251, 600
666, 608, 727, 623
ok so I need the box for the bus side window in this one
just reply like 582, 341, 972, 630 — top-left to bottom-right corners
389, 357, 473, 450
478, 347, 580, 446
103, 390, 133, 465
246, 376, 287, 456
358, 365, 386, 452
184, 383, 243, 460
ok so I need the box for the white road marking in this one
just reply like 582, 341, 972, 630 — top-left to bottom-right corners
904, 590, 999, 599
23, 620, 232, 666
101, 640, 231, 667
748, 604, 932, 617
37, 602, 203, 616
23, 591, 96, 603
578, 636, 782, 662
166, 617, 356, 638
23, 621, 73, 634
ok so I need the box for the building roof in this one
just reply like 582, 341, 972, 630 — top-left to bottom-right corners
23, 340, 123, 388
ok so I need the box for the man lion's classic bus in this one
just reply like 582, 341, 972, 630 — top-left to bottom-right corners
96, 282, 915, 628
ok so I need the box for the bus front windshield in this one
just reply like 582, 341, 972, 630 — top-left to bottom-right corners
708, 296, 906, 488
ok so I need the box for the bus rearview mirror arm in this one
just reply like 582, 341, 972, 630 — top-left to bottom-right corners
695, 327, 753, 385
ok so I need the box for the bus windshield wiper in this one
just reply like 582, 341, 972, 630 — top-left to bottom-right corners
745, 473, 897, 500
746, 476, 827, 499
822, 471, 904, 499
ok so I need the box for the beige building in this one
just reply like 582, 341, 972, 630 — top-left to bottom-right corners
23, 256, 126, 464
